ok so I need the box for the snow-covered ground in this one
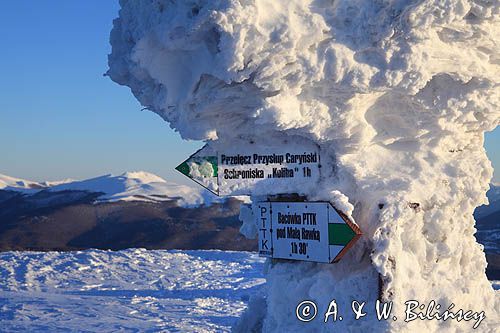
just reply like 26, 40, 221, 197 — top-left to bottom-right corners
0, 249, 266, 332
0, 249, 497, 332
0, 171, 221, 207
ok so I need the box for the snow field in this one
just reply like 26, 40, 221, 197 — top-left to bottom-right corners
0, 249, 266, 332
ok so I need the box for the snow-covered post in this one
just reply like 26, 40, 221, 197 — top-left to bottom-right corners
108, 1, 499, 331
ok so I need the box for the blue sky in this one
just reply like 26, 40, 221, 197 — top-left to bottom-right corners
0, 1, 202, 184
0, 1, 498, 184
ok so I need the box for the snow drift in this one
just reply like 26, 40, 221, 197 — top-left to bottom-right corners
108, 0, 499, 331
0, 249, 265, 332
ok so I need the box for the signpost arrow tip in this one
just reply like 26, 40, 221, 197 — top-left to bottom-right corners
175, 145, 219, 196
328, 204, 362, 263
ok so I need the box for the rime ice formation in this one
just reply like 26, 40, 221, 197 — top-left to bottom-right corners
108, 0, 499, 331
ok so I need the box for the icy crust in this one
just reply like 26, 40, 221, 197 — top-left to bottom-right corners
108, 0, 499, 331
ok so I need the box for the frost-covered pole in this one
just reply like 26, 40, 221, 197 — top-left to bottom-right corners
108, 1, 499, 331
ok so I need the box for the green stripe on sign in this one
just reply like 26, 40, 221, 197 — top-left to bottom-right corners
328, 223, 355, 246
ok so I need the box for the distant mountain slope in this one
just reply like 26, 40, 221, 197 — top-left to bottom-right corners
0, 173, 497, 278
0, 191, 255, 252
475, 208, 500, 254
50, 171, 219, 206
0, 171, 252, 252
474, 184, 499, 257
0, 173, 44, 192
0, 171, 220, 207
475, 184, 500, 219
0, 171, 253, 253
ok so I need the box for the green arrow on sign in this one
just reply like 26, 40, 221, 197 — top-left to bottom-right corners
175, 156, 218, 178
175, 145, 219, 195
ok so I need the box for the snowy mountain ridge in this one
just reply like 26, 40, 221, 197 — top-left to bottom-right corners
2, 171, 498, 212
0, 171, 220, 207
0, 173, 45, 192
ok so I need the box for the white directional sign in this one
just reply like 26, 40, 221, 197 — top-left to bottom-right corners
176, 139, 321, 196
255, 202, 361, 263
